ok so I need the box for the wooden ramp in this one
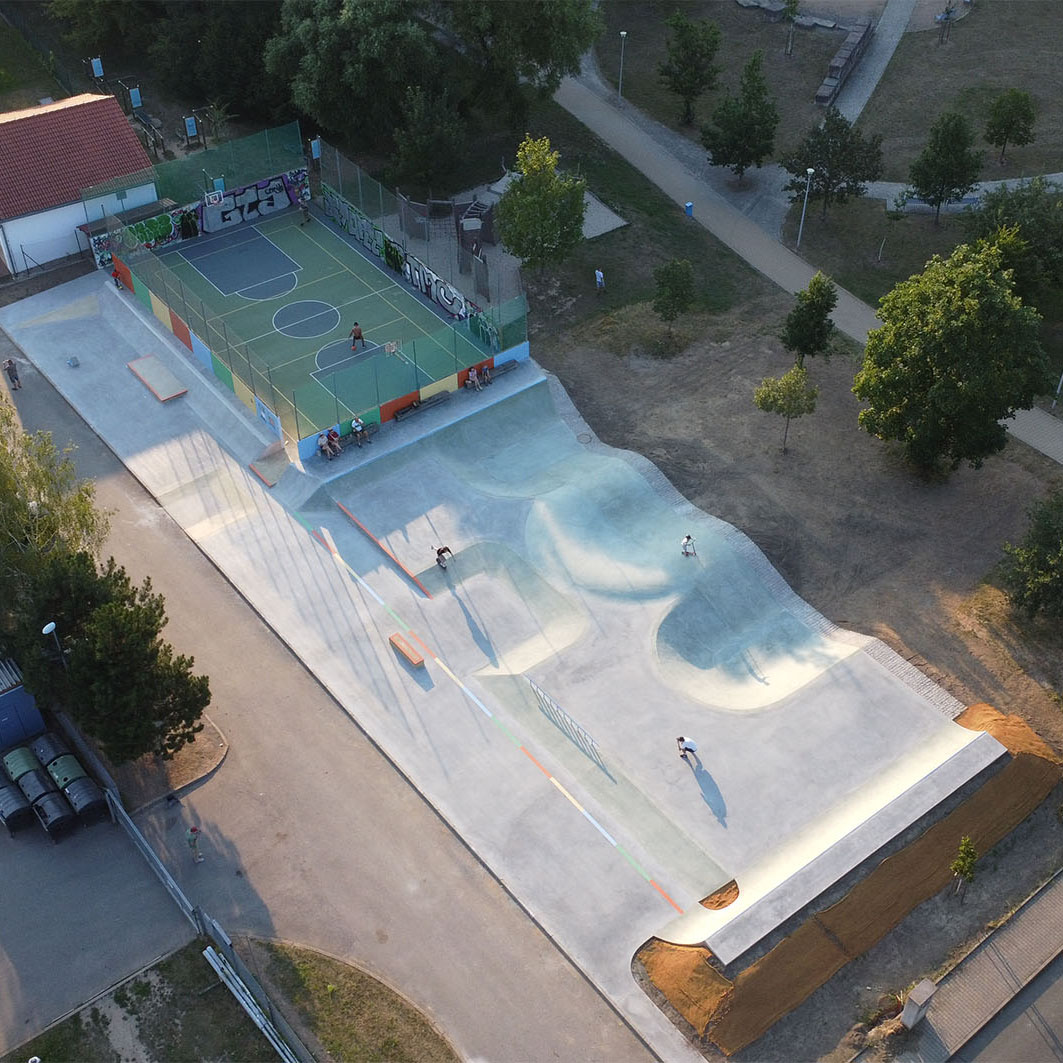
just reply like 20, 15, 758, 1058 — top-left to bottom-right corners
127, 355, 187, 402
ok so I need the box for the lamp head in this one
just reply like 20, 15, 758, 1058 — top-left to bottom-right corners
42, 621, 56, 636
807, 167, 815, 177
620, 30, 627, 38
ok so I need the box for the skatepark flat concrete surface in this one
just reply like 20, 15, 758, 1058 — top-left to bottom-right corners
0, 274, 1007, 1059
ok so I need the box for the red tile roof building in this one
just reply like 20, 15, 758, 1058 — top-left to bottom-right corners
0, 94, 152, 220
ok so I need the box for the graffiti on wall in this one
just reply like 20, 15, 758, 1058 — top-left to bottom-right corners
202, 175, 289, 231
322, 184, 385, 258
469, 312, 500, 352
403, 255, 472, 319
90, 205, 198, 268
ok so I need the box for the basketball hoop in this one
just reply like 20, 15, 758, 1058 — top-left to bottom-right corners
205, 190, 223, 207
384, 341, 399, 357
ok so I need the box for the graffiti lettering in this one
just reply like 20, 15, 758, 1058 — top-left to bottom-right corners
402, 256, 469, 319
322, 184, 385, 258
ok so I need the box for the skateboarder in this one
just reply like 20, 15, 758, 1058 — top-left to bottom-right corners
676, 736, 698, 760
435, 545, 453, 570
681, 534, 696, 557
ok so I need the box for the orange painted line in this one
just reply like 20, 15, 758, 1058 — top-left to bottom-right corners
248, 463, 276, 488
336, 501, 433, 599
651, 880, 684, 914
520, 747, 553, 778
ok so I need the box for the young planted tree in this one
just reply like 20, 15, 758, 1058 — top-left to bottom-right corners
950, 836, 978, 904
701, 51, 779, 186
781, 106, 883, 219
852, 236, 1051, 472
1002, 488, 1063, 620
984, 88, 1036, 164
753, 365, 818, 452
652, 259, 695, 340
908, 112, 982, 224
657, 11, 721, 126
780, 272, 837, 367
497, 135, 586, 273
784, 0, 800, 57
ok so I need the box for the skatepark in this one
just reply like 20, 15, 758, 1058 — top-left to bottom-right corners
0, 266, 1015, 1059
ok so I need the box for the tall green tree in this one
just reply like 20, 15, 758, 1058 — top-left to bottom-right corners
265, 0, 439, 143
1002, 488, 1063, 620
780, 272, 837, 367
852, 236, 1051, 472
47, 0, 154, 51
781, 106, 883, 219
437, 0, 600, 120
701, 51, 779, 186
0, 397, 108, 609
657, 11, 721, 126
652, 259, 695, 338
908, 112, 982, 224
754, 365, 818, 452
962, 179, 1063, 302
392, 86, 465, 190
17, 553, 209, 764
984, 88, 1036, 164
497, 135, 586, 274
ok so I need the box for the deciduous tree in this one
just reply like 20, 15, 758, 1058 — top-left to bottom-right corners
908, 112, 982, 224
1002, 488, 1063, 620
754, 365, 818, 452
392, 86, 465, 190
652, 259, 695, 338
781, 106, 883, 219
497, 135, 586, 273
950, 836, 978, 904
984, 88, 1036, 164
962, 177, 1063, 302
701, 51, 779, 186
852, 237, 1051, 472
0, 397, 108, 608
780, 272, 837, 367
658, 11, 721, 126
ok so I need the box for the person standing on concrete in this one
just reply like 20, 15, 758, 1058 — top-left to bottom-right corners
676, 737, 698, 760
3, 358, 21, 390
681, 534, 696, 557
595, 268, 605, 295
186, 825, 204, 863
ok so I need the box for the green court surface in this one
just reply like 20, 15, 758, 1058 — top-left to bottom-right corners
152, 210, 488, 434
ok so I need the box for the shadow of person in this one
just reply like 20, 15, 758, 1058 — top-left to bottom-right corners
686, 754, 728, 826
450, 583, 498, 667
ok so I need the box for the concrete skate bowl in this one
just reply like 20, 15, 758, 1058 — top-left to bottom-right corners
422, 541, 588, 675
654, 582, 859, 711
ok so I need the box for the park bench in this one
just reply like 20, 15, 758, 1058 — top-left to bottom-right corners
393, 391, 450, 421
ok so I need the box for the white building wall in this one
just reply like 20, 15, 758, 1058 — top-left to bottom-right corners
0, 181, 156, 274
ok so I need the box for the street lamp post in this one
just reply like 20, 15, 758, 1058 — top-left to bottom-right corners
42, 620, 66, 671
796, 167, 815, 250
618, 31, 628, 104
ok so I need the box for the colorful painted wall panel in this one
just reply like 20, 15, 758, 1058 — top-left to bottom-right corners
149, 291, 172, 330
169, 310, 192, 351
112, 258, 133, 291
380, 391, 419, 423
129, 273, 153, 312
210, 354, 234, 393
189, 331, 213, 372
420, 374, 458, 400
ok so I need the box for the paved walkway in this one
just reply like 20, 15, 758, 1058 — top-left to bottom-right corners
893, 870, 1063, 1062
555, 67, 1063, 468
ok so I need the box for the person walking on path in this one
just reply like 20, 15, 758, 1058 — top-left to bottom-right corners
349, 322, 366, 350
186, 825, 204, 863
676, 736, 698, 760
595, 268, 605, 295
681, 534, 696, 557
3, 358, 21, 390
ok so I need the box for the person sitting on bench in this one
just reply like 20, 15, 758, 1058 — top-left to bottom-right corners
351, 415, 372, 447
327, 428, 343, 455
318, 432, 335, 460
480, 365, 492, 385
466, 366, 483, 391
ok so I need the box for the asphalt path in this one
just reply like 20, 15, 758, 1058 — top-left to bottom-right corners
3, 354, 653, 1062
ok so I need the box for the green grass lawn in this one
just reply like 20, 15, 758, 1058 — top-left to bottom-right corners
594, 1, 844, 159
0, 19, 64, 110
856, 1, 1063, 181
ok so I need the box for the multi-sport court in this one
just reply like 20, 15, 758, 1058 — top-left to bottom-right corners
148, 205, 491, 435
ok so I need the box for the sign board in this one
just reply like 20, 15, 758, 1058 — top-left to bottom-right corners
128, 86, 142, 110
310, 137, 321, 160
184, 115, 198, 138
90, 57, 104, 79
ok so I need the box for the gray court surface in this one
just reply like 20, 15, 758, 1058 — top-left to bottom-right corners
0, 273, 1006, 1061
0, 821, 193, 1055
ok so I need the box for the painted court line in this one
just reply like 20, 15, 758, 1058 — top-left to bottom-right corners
308, 519, 683, 917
